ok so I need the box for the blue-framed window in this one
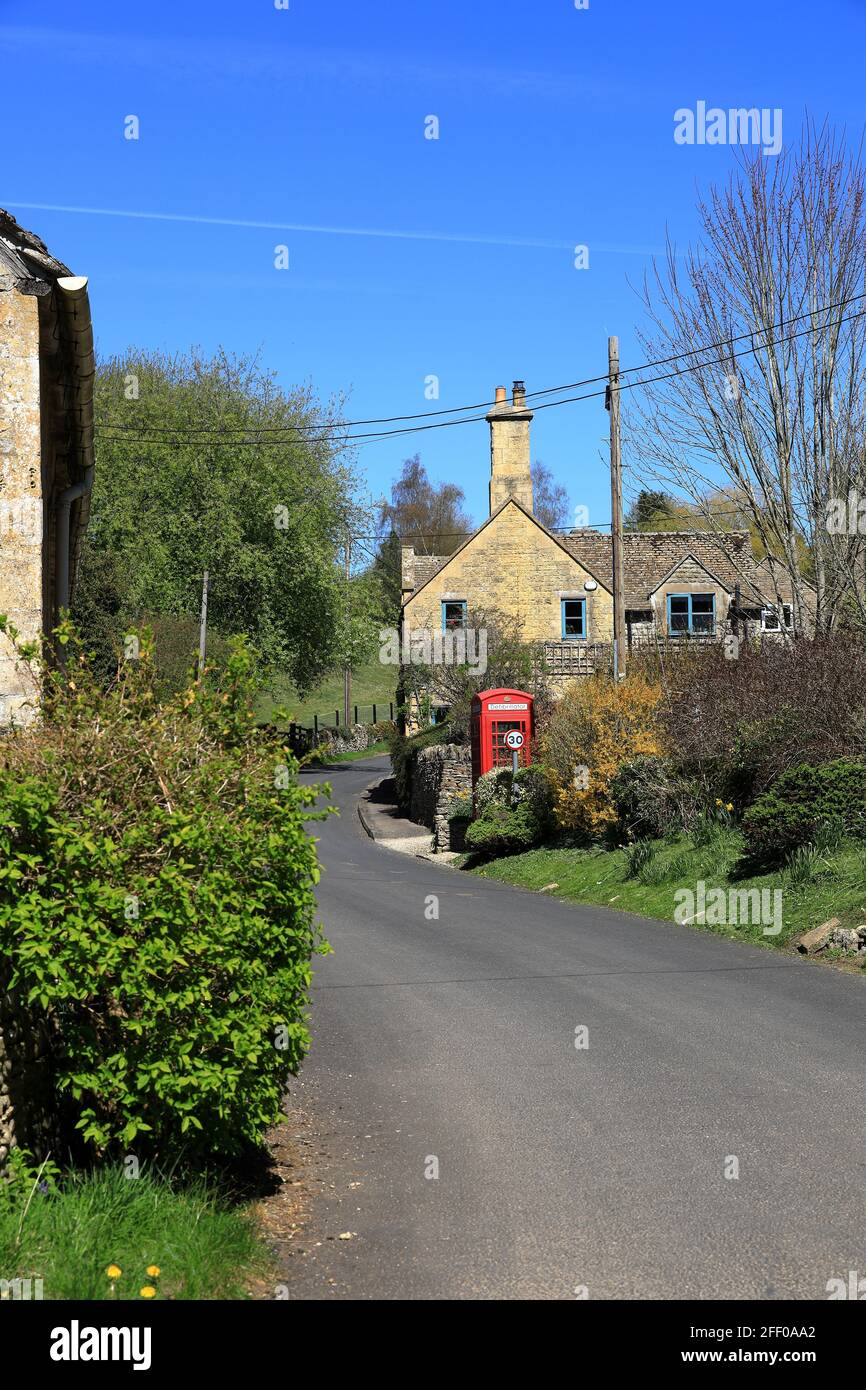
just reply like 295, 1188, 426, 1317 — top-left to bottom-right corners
667, 592, 715, 636
561, 597, 587, 640
442, 600, 467, 631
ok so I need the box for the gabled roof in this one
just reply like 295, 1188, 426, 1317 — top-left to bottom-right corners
401, 496, 612, 606
648, 551, 735, 598
402, 507, 768, 610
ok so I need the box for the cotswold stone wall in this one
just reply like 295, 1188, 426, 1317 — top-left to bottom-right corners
0, 977, 55, 1171
410, 744, 472, 851
0, 277, 43, 727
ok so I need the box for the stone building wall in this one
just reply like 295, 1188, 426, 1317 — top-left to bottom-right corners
0, 278, 43, 726
410, 743, 472, 851
403, 501, 614, 646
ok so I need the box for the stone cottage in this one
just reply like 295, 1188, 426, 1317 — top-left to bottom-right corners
0, 209, 94, 727
400, 380, 804, 727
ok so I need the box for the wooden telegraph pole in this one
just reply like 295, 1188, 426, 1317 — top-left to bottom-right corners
198, 569, 210, 679
607, 336, 626, 678
343, 530, 351, 727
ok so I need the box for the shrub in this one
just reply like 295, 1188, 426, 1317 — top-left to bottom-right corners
634, 636, 866, 805
464, 803, 540, 856
465, 764, 553, 856
0, 618, 330, 1161
544, 673, 663, 837
741, 759, 866, 862
447, 791, 473, 820
611, 756, 704, 839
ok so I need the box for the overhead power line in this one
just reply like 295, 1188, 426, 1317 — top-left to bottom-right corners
96, 291, 866, 445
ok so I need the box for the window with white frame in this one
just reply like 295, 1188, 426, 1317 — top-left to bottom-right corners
761, 604, 793, 632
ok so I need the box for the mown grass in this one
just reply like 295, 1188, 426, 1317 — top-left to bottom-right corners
0, 1166, 270, 1301
469, 827, 866, 960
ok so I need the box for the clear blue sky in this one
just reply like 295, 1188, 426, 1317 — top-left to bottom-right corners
2, 0, 865, 532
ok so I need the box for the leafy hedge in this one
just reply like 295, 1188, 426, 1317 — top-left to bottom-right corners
741, 759, 866, 861
0, 619, 330, 1161
464, 765, 552, 856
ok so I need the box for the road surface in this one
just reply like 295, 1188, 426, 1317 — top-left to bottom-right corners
283, 755, 865, 1300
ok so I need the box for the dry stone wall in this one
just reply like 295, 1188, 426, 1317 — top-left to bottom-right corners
410, 744, 472, 851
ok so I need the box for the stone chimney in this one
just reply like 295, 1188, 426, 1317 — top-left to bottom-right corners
486, 380, 533, 515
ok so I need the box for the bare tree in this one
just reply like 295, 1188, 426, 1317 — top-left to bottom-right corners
628, 119, 866, 633
531, 460, 570, 529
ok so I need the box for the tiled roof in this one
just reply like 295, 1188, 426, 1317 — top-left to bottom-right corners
402, 500, 776, 610
558, 529, 764, 608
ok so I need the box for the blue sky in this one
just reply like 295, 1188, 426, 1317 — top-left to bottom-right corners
2, 0, 865, 533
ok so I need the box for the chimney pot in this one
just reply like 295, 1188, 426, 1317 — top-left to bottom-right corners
512, 379, 526, 405
494, 385, 507, 403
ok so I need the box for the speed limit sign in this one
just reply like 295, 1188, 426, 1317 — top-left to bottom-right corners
504, 730, 524, 751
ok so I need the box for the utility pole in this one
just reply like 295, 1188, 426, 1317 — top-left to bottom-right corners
607, 336, 626, 678
198, 569, 209, 678
343, 531, 351, 727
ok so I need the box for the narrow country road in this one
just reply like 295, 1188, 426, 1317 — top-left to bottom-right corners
284, 754, 865, 1300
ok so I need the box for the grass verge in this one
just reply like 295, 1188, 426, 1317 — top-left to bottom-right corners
469, 828, 866, 962
0, 1165, 271, 1300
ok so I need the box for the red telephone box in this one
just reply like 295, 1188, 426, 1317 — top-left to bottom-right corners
470, 688, 534, 785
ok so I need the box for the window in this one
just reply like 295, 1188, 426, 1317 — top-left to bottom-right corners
667, 592, 715, 636
441, 600, 467, 631
492, 720, 523, 767
761, 604, 792, 632
561, 597, 587, 640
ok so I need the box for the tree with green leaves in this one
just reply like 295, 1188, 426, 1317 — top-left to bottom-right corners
77, 347, 355, 695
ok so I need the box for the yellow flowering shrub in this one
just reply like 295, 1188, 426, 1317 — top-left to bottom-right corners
542, 673, 664, 835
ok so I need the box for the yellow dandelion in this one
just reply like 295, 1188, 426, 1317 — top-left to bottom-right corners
106, 1265, 122, 1280
140, 1286, 157, 1299
146, 1265, 161, 1279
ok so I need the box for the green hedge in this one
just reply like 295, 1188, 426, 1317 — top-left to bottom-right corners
0, 619, 329, 1161
464, 765, 553, 856
741, 759, 866, 861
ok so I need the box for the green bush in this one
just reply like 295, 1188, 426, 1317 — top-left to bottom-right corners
464, 765, 552, 856
0, 617, 330, 1161
464, 803, 541, 856
741, 759, 866, 862
611, 756, 704, 838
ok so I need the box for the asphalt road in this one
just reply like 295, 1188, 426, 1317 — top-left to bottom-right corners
284, 754, 865, 1300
